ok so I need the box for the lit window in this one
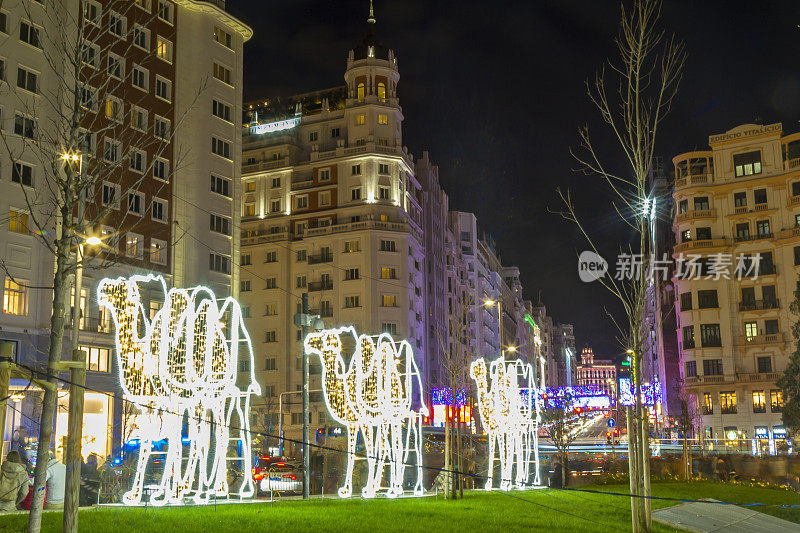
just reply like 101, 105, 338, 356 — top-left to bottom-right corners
344, 240, 360, 253
377, 82, 386, 99
126, 233, 143, 258
345, 296, 360, 308
213, 26, 232, 48
357, 83, 365, 99
244, 203, 255, 217
3, 278, 27, 315
378, 114, 388, 125
319, 191, 331, 206
355, 114, 365, 126
381, 294, 397, 307
80, 346, 110, 372
150, 239, 167, 264
156, 37, 172, 62
105, 98, 122, 122
8, 210, 29, 234
380, 267, 396, 279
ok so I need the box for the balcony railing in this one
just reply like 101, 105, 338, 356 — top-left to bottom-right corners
676, 209, 716, 222
65, 316, 112, 334
738, 299, 779, 311
786, 157, 800, 169
742, 372, 781, 382
789, 195, 800, 206
308, 280, 333, 292
673, 238, 729, 254
753, 203, 769, 212
675, 173, 712, 188
737, 332, 785, 345
308, 253, 333, 264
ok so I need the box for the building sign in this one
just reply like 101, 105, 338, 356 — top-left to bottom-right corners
98, 275, 261, 506
249, 117, 300, 135
708, 123, 781, 144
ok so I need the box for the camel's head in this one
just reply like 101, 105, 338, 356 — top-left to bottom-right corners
97, 277, 138, 320
304, 329, 344, 365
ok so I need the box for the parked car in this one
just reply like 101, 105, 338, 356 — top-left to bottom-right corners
252, 457, 302, 494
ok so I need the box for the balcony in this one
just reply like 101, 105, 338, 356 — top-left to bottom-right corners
305, 219, 409, 238
65, 316, 113, 334
734, 232, 773, 243
738, 299, 779, 312
241, 229, 290, 246
789, 195, 800, 207
308, 252, 333, 265
673, 238, 729, 254
676, 208, 716, 222
242, 158, 289, 174
309, 308, 334, 318
308, 280, 333, 292
742, 372, 781, 382
737, 332, 785, 346
753, 202, 769, 212
787, 157, 800, 170
675, 173, 713, 189
703, 375, 726, 384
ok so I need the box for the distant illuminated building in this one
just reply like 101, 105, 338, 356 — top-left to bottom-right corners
576, 348, 618, 399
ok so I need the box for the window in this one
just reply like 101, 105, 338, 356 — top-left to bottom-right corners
13, 113, 35, 139
351, 164, 361, 175
379, 186, 390, 200
83, 2, 99, 25
344, 268, 359, 280
155, 76, 171, 101
156, 36, 172, 62
265, 358, 277, 371
265, 278, 277, 289
378, 114, 388, 125
331, 128, 340, 138
133, 24, 150, 50
762, 284, 777, 306
127, 192, 143, 215
108, 11, 125, 36
355, 114, 365, 126
380, 240, 396, 252
213, 26, 232, 48
351, 187, 362, 201
735, 223, 750, 240
377, 82, 386, 99
734, 192, 747, 207
81, 346, 110, 372
105, 97, 122, 122
753, 188, 767, 205
719, 391, 737, 414
344, 240, 360, 253
265, 251, 277, 263
381, 294, 397, 307
744, 321, 758, 340
679, 292, 692, 311
81, 41, 97, 67
770, 390, 783, 412
296, 250, 307, 262
107, 53, 123, 79
309, 131, 318, 142
150, 239, 166, 264
240, 254, 252, 267
697, 290, 718, 309
8, 210, 29, 234
154, 116, 169, 139
678, 199, 688, 213
212, 137, 231, 159
19, 21, 40, 47
699, 324, 721, 347
265, 304, 277, 316
125, 233, 143, 258
696, 227, 712, 240
296, 276, 306, 288
209, 175, 230, 198
702, 393, 713, 415
381, 322, 397, 335
212, 100, 231, 122
16, 67, 37, 93
734, 151, 762, 177
319, 191, 331, 206
756, 219, 771, 237
152, 198, 166, 222
684, 360, 696, 378
209, 214, 231, 236
356, 83, 365, 99
129, 149, 145, 172
158, 1, 173, 23
295, 195, 308, 209
380, 267, 396, 279
703, 358, 723, 376
765, 319, 779, 335
681, 229, 691, 242
757, 356, 772, 374
209, 253, 231, 274
793, 182, 800, 198
153, 158, 168, 181
132, 65, 148, 90
752, 391, 766, 413
319, 169, 330, 181
7, 161, 31, 189
101, 183, 119, 208
243, 203, 255, 217
213, 62, 231, 84
345, 296, 360, 308
379, 164, 391, 175
80, 86, 96, 110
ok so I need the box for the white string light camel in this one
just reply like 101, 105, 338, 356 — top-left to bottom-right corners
304, 327, 428, 498
470, 357, 539, 490
98, 274, 260, 506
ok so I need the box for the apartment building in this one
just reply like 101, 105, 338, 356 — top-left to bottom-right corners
0, 0, 250, 459
576, 347, 617, 398
239, 13, 427, 449
673, 123, 795, 451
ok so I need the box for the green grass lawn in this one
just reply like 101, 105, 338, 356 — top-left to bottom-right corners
0, 482, 796, 532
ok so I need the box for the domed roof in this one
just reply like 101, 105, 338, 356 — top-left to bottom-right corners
351, 1, 391, 61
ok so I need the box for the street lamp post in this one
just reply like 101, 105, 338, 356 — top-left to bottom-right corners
484, 298, 505, 359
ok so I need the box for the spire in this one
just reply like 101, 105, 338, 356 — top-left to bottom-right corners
367, 0, 376, 27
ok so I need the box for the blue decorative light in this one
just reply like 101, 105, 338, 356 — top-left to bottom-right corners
432, 387, 467, 406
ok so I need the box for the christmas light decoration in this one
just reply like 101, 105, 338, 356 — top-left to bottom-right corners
618, 378, 662, 406
98, 275, 261, 506
304, 327, 428, 498
470, 358, 540, 490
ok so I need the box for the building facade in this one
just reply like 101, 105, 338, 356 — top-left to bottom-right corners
0, 0, 250, 460
576, 347, 617, 398
673, 123, 793, 450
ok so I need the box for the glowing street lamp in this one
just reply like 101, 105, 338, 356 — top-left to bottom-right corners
483, 297, 505, 359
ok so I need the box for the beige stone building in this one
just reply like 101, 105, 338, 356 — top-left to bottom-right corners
673, 123, 794, 450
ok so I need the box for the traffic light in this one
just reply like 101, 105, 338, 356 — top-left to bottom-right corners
606, 431, 612, 445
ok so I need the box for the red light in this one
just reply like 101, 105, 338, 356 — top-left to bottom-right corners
282, 474, 296, 480
276, 462, 285, 467
606, 432, 611, 437
261, 456, 271, 460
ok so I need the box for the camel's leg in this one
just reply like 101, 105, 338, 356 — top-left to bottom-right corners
235, 392, 257, 498
412, 414, 424, 495
485, 430, 495, 491
338, 424, 357, 498
123, 410, 153, 506
361, 424, 378, 498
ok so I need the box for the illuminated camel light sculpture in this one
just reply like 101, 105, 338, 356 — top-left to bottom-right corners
98, 274, 261, 505
470, 357, 539, 490
304, 327, 428, 498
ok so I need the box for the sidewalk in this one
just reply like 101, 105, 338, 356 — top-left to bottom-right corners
653, 499, 800, 532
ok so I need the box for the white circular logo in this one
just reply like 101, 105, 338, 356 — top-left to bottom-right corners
578, 251, 608, 283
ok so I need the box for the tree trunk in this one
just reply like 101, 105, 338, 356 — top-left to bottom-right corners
561, 448, 567, 488
640, 407, 652, 531
444, 407, 450, 499
457, 405, 463, 498
627, 406, 640, 533
28, 241, 71, 533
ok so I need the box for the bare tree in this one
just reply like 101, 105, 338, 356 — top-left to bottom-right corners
674, 387, 699, 480
0, 1, 204, 530
557, 0, 685, 530
541, 394, 579, 488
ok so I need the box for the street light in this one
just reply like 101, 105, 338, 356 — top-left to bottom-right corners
506, 345, 517, 353
483, 297, 504, 359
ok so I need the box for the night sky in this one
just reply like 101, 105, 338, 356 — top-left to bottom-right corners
227, 0, 799, 360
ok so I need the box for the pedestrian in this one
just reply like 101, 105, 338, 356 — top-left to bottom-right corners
30, 452, 65, 510
80, 453, 101, 507
0, 451, 29, 511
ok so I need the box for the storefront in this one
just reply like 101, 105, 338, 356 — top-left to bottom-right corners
54, 391, 113, 461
